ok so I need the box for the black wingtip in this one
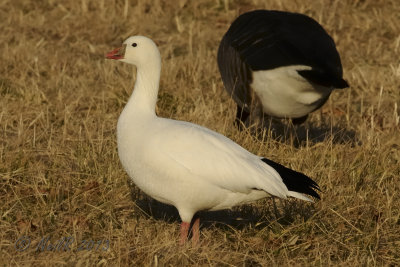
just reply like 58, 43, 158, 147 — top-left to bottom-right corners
336, 78, 349, 89
297, 70, 349, 89
261, 158, 320, 200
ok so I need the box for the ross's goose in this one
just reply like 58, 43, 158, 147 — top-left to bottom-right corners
218, 10, 349, 126
106, 36, 320, 244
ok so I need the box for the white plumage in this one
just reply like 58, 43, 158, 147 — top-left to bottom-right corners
251, 65, 331, 118
106, 36, 319, 244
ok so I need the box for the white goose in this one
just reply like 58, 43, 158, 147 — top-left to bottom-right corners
106, 36, 320, 244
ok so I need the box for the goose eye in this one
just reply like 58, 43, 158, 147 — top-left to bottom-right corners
132, 43, 137, 47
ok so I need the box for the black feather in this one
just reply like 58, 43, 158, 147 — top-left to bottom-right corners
297, 69, 349, 89
218, 34, 253, 110
261, 158, 320, 199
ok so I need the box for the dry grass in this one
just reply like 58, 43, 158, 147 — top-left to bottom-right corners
1, 0, 400, 265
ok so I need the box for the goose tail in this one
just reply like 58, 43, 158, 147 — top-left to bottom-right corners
261, 158, 320, 201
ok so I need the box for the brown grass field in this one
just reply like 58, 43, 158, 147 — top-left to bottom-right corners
1, 0, 400, 265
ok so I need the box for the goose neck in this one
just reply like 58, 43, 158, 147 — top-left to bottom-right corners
126, 62, 161, 116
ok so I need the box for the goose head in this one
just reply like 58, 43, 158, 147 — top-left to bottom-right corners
106, 36, 161, 67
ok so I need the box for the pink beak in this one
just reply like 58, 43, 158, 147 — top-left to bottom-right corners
106, 45, 126, 60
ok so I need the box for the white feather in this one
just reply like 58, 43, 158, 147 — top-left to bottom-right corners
251, 65, 332, 118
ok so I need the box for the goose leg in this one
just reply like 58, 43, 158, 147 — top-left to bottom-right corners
180, 222, 190, 245
192, 217, 200, 245
235, 105, 250, 129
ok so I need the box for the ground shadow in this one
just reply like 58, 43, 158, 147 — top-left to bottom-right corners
133, 196, 318, 232
244, 117, 359, 148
